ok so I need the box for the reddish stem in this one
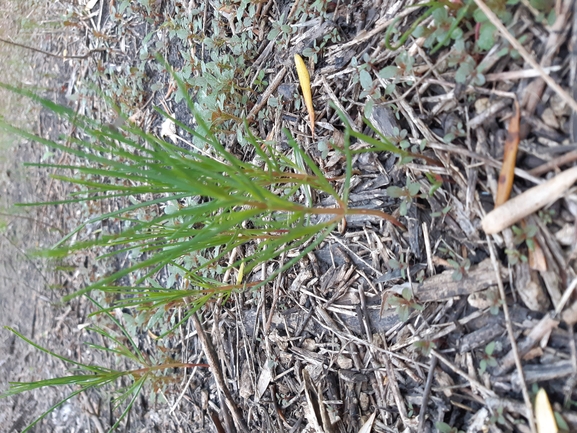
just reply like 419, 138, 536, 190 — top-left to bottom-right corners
131, 361, 210, 376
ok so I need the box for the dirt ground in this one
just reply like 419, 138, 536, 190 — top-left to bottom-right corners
0, 1, 107, 430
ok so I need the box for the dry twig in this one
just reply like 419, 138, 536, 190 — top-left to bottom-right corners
482, 166, 577, 234
487, 238, 537, 433
191, 313, 249, 433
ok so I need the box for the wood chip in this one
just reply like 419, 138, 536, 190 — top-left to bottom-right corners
467, 286, 500, 310
413, 258, 505, 302
515, 262, 550, 312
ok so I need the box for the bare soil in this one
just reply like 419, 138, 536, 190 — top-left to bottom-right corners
0, 1, 102, 430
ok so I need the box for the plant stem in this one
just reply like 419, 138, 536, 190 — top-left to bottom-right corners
0, 36, 106, 59
309, 206, 406, 230
130, 362, 209, 376
347, 207, 406, 230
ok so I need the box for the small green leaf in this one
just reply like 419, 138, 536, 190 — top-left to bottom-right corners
451, 27, 463, 40
435, 422, 454, 433
455, 62, 473, 84
547, 9, 556, 26
407, 181, 420, 196
385, 298, 396, 309
379, 65, 399, 79
472, 72, 486, 86
318, 140, 330, 159
525, 225, 538, 237
364, 98, 375, 118
529, 0, 554, 12
554, 412, 569, 431
413, 26, 424, 38
479, 359, 487, 374
432, 7, 448, 23
477, 23, 496, 51
164, 201, 179, 215
496, 47, 509, 57
386, 186, 404, 198
512, 225, 523, 235
302, 47, 316, 58
473, 8, 488, 23
359, 69, 373, 90
485, 341, 496, 356
399, 200, 407, 216
267, 27, 281, 40
443, 132, 455, 143
385, 83, 396, 95
447, 259, 460, 269
402, 287, 412, 301
453, 38, 465, 52
268, 96, 278, 107
397, 305, 409, 322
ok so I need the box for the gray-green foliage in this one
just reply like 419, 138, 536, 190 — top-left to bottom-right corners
72, 0, 346, 149
385, 286, 424, 322
384, 0, 538, 86
478, 341, 499, 374
436, 421, 465, 433
386, 178, 421, 216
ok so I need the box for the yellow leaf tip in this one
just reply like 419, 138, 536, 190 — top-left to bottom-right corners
293, 53, 315, 137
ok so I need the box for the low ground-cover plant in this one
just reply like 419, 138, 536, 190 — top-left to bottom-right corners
384, 286, 424, 322
383, 0, 552, 86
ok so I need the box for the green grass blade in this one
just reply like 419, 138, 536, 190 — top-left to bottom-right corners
2, 327, 111, 374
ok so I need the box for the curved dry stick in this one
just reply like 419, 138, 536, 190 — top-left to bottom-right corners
418, 356, 438, 432
495, 100, 520, 206
487, 238, 537, 433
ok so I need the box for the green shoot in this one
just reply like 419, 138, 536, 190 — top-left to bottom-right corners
385, 287, 424, 322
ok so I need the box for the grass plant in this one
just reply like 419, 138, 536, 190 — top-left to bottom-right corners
1, 296, 208, 432
0, 76, 406, 308
0, 65, 419, 428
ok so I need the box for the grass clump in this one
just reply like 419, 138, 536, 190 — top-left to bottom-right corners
0, 75, 405, 309
0, 67, 413, 428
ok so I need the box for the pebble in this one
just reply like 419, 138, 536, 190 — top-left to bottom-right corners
467, 286, 499, 310
474, 97, 490, 115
